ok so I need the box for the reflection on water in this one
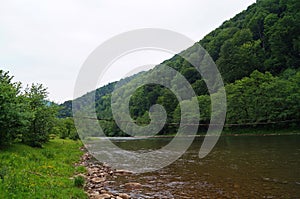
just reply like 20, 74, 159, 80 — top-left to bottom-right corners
91, 135, 300, 198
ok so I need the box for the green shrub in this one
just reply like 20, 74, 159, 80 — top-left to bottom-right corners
49, 134, 57, 139
41, 149, 55, 159
74, 175, 85, 187
75, 166, 86, 174
0, 166, 8, 180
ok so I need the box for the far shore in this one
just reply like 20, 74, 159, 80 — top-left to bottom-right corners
83, 131, 300, 140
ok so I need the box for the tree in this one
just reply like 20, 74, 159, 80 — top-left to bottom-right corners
225, 70, 300, 126
0, 70, 27, 145
22, 84, 57, 147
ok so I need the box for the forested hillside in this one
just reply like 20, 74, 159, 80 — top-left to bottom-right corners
62, 0, 300, 137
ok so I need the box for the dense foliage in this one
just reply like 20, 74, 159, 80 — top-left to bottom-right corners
0, 70, 77, 147
62, 0, 300, 137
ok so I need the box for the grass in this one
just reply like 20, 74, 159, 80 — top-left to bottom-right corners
0, 139, 87, 199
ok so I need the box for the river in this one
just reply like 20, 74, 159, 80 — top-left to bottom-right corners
89, 135, 300, 198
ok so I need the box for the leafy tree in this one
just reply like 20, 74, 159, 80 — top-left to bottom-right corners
225, 70, 300, 126
0, 70, 27, 145
22, 84, 57, 147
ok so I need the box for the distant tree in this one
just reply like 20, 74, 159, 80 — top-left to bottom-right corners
64, 117, 78, 140
225, 70, 300, 125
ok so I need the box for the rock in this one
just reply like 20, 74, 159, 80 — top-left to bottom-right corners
262, 177, 270, 181
91, 177, 106, 183
233, 184, 240, 189
124, 182, 142, 189
103, 163, 109, 167
265, 196, 274, 199
116, 196, 123, 199
100, 189, 108, 194
118, 193, 130, 199
88, 167, 100, 175
95, 194, 111, 199
115, 170, 133, 175
90, 191, 100, 195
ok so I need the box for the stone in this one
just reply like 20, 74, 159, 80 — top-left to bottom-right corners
262, 177, 270, 181
91, 177, 106, 184
115, 169, 133, 175
118, 193, 130, 199
96, 193, 111, 199
233, 184, 240, 189
89, 167, 100, 172
100, 189, 108, 194
124, 182, 142, 189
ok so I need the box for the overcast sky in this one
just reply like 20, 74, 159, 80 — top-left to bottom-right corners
1, 0, 256, 103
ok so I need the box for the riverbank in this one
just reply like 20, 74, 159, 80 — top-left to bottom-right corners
0, 138, 87, 198
153, 128, 300, 137
83, 129, 300, 141
78, 149, 139, 199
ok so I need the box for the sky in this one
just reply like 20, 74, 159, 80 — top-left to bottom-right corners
0, 0, 256, 103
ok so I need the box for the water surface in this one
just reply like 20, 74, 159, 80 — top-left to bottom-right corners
92, 135, 300, 198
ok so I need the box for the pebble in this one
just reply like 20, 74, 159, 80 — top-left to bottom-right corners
124, 182, 142, 189
76, 151, 134, 199
115, 169, 133, 175
118, 193, 130, 199
91, 177, 106, 183
233, 184, 240, 189
97, 193, 112, 199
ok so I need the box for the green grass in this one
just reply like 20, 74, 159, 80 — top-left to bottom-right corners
0, 139, 87, 199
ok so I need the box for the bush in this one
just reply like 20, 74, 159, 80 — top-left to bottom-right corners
0, 166, 8, 180
49, 134, 57, 139
74, 175, 85, 187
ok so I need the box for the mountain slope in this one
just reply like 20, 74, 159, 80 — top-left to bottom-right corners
61, 0, 300, 136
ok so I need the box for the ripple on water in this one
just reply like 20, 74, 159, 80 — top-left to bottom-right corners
100, 136, 300, 198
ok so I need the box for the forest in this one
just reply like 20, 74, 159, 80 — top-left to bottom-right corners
60, 0, 300, 137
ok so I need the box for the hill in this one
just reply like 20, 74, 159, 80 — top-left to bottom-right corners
60, 0, 300, 137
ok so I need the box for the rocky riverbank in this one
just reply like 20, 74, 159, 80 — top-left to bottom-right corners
76, 148, 141, 199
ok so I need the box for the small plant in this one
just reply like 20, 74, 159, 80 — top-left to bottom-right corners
49, 134, 57, 139
28, 153, 41, 162
75, 166, 86, 174
74, 175, 85, 187
41, 149, 55, 159
0, 166, 8, 180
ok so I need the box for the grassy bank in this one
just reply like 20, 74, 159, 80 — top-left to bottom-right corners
0, 139, 87, 199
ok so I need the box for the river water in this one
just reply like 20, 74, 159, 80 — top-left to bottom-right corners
91, 135, 300, 198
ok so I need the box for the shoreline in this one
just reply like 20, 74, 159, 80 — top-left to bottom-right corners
84, 132, 300, 140
77, 148, 137, 199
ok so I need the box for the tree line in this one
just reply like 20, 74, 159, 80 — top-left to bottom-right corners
0, 70, 78, 148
